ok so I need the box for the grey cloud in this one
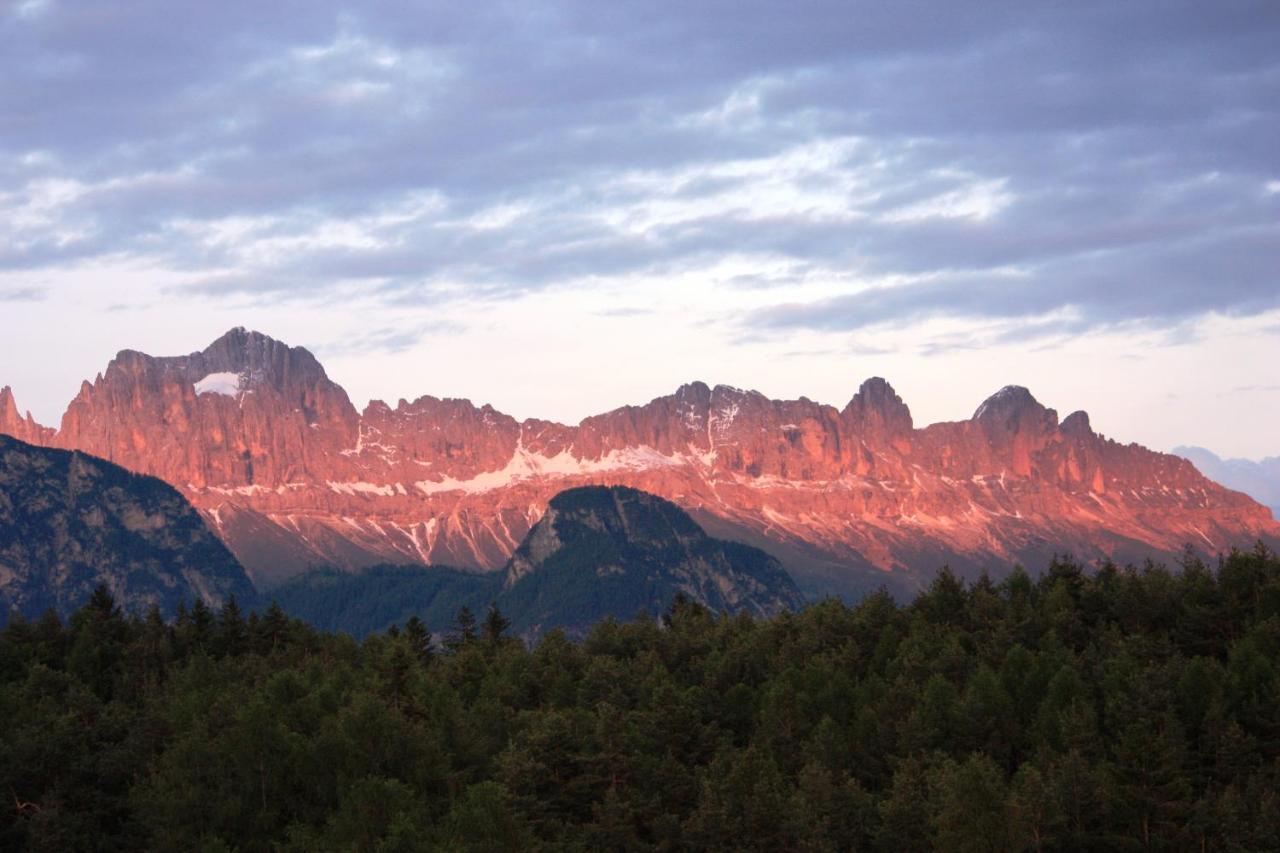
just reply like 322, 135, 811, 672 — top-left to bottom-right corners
751, 222, 1280, 336
311, 321, 466, 358
2, 0, 1278, 339
0, 286, 46, 301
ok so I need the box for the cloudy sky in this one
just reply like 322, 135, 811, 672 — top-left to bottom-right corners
3, 1, 1278, 458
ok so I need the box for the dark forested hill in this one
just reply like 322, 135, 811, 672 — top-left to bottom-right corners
3, 546, 1279, 850
501, 485, 805, 637
0, 435, 254, 621
271, 485, 805, 639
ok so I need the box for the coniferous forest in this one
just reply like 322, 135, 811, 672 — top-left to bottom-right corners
3, 547, 1280, 852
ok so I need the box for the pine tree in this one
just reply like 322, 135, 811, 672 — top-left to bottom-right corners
876, 755, 934, 851
482, 603, 511, 647
1008, 761, 1059, 852
86, 584, 121, 620
217, 595, 247, 657
445, 606, 478, 652
931, 753, 1013, 853
1111, 717, 1192, 850
67, 583, 128, 699
684, 746, 789, 850
138, 604, 171, 684
662, 592, 710, 629
441, 782, 532, 850
257, 601, 289, 654
188, 598, 215, 651
403, 616, 433, 665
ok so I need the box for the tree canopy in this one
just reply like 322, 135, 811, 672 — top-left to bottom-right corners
2, 546, 1279, 851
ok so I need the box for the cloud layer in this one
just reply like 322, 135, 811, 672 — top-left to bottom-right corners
5, 2, 1277, 327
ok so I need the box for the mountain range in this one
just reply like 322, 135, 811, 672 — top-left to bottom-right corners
3, 327, 1277, 599
1173, 446, 1280, 519
0, 430, 799, 633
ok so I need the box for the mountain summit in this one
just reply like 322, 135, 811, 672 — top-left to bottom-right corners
3, 329, 1277, 597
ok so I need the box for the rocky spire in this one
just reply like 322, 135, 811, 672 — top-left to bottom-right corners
0, 385, 19, 428
1060, 410, 1094, 436
0, 386, 54, 445
971, 386, 1061, 477
973, 386, 1058, 432
843, 377, 914, 443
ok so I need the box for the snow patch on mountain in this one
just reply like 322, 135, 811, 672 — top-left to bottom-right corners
328, 481, 401, 497
193, 372, 243, 397
414, 443, 701, 496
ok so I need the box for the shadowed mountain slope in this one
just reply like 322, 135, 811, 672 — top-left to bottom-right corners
0, 434, 254, 620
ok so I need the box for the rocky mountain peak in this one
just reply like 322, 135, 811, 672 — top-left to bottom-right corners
674, 381, 712, 400
0, 386, 18, 424
203, 326, 278, 356
973, 385, 1058, 431
363, 399, 394, 417
91, 329, 327, 395
674, 379, 712, 417
844, 376, 914, 437
194, 327, 329, 388
102, 348, 153, 378
0, 386, 53, 445
1061, 410, 1094, 436
48, 330, 361, 490
965, 385, 1064, 478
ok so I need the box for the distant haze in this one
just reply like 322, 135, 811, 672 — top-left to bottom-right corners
2, 1, 1278, 457
1174, 447, 1280, 519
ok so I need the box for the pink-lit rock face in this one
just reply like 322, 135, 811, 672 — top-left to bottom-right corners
54, 328, 361, 490
0, 386, 55, 447
5, 329, 1278, 595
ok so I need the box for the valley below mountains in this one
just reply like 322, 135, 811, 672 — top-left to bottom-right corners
3, 327, 1277, 599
